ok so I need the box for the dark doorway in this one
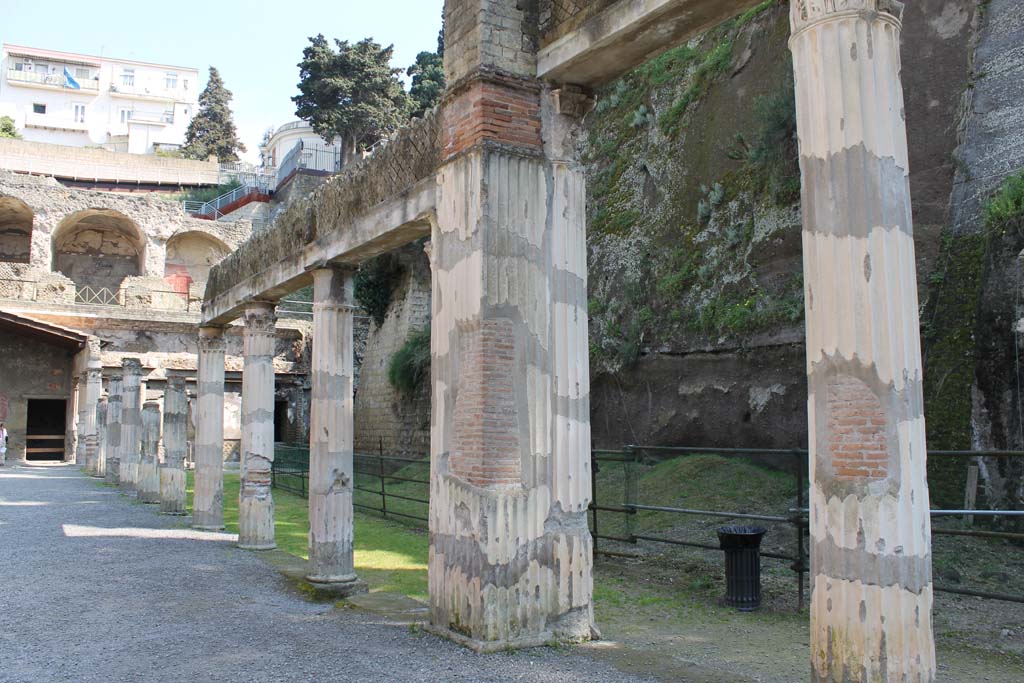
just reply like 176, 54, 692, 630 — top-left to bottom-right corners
26, 399, 66, 461
274, 400, 287, 443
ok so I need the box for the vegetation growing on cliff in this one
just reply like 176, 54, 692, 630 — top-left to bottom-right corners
355, 254, 405, 326
582, 1, 803, 375
388, 326, 431, 399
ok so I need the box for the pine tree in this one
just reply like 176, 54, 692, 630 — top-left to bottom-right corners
293, 36, 411, 160
182, 67, 246, 162
0, 116, 21, 139
407, 50, 444, 119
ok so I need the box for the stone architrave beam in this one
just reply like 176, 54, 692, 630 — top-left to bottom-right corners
201, 178, 436, 326
138, 402, 162, 503
193, 326, 227, 530
238, 302, 277, 551
306, 265, 365, 595
789, 1, 936, 680
119, 358, 143, 493
537, 0, 763, 87
160, 374, 188, 515
104, 373, 123, 486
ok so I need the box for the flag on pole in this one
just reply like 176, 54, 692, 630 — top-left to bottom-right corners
63, 67, 81, 90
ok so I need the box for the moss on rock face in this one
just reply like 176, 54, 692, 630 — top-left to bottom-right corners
582, 1, 803, 376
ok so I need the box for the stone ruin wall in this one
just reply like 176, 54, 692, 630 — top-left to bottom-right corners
353, 245, 432, 457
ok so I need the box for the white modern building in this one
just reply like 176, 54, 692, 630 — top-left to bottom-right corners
0, 44, 199, 155
260, 120, 339, 170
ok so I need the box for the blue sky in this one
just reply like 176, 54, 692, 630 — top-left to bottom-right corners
2, 0, 445, 161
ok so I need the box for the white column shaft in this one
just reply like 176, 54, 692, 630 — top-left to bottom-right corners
161, 375, 188, 515
194, 327, 226, 530
238, 303, 277, 550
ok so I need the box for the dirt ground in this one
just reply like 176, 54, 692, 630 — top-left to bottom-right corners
583, 548, 1024, 682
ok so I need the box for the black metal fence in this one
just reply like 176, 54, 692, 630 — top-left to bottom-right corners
270, 443, 1024, 607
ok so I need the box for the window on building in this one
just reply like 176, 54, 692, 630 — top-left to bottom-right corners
13, 62, 27, 72
121, 68, 134, 87
119, 108, 132, 124
73, 104, 86, 123
32, 103, 45, 115
165, 73, 177, 89
182, 79, 188, 91
74, 67, 89, 79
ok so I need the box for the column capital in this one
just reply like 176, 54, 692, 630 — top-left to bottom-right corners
242, 301, 277, 335
551, 85, 595, 119
121, 357, 143, 376
198, 326, 227, 353
791, 0, 903, 35
86, 361, 103, 382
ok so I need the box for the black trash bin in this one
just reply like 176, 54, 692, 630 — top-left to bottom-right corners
717, 525, 767, 612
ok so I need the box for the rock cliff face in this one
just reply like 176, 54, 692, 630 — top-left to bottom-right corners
581, 1, 983, 464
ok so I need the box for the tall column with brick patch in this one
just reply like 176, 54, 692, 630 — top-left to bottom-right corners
95, 395, 107, 478
789, 1, 935, 679
161, 374, 188, 515
194, 326, 227, 530
428, 0, 595, 650
82, 360, 102, 476
239, 302, 277, 550
138, 402, 161, 503
119, 358, 143, 493
104, 373, 123, 485
306, 266, 364, 594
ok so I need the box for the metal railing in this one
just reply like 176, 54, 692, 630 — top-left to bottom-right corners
0, 277, 200, 313
277, 141, 343, 186
271, 442, 431, 523
125, 109, 174, 124
7, 68, 100, 91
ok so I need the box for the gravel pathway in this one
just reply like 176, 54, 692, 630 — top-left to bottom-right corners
0, 464, 653, 683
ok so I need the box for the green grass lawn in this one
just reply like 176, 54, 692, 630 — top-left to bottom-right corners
185, 471, 429, 601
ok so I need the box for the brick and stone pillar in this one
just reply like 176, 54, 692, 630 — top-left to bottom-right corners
306, 265, 364, 593
94, 395, 108, 479
104, 373, 123, 485
194, 326, 226, 530
119, 358, 143, 493
82, 360, 102, 475
138, 402, 161, 503
789, 1, 935, 680
427, 0, 595, 650
238, 302, 277, 550
161, 374, 188, 515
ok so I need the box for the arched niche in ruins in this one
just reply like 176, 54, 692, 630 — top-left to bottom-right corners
0, 196, 34, 264
52, 208, 145, 293
163, 231, 231, 294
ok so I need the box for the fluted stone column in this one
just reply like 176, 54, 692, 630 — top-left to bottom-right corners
789, 2, 935, 680
94, 396, 108, 479
238, 302, 277, 550
67, 378, 79, 463
161, 374, 188, 515
306, 266, 364, 593
137, 402, 161, 503
194, 326, 226, 530
82, 361, 102, 475
104, 374, 123, 485
76, 372, 90, 470
427, 0, 595, 650
119, 358, 143, 493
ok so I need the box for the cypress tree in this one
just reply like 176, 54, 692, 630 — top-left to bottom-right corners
182, 66, 246, 162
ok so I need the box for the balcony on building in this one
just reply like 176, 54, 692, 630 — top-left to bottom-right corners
6, 57, 100, 92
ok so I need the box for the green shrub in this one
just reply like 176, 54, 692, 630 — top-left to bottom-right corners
355, 254, 405, 326
180, 180, 242, 204
388, 327, 431, 398
984, 169, 1024, 232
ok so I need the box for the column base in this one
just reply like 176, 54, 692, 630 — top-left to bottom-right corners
191, 523, 226, 531
421, 624, 595, 653
160, 511, 188, 516
238, 542, 277, 551
305, 575, 368, 599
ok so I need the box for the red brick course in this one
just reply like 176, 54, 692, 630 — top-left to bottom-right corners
442, 78, 542, 160
450, 319, 522, 488
826, 375, 890, 482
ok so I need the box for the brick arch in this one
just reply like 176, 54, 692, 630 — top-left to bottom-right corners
0, 196, 34, 264
52, 208, 145, 293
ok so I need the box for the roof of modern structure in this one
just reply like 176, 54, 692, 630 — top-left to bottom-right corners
2, 43, 198, 73
0, 308, 90, 351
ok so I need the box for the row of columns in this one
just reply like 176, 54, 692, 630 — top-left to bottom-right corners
192, 265, 362, 593
79, 358, 188, 515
